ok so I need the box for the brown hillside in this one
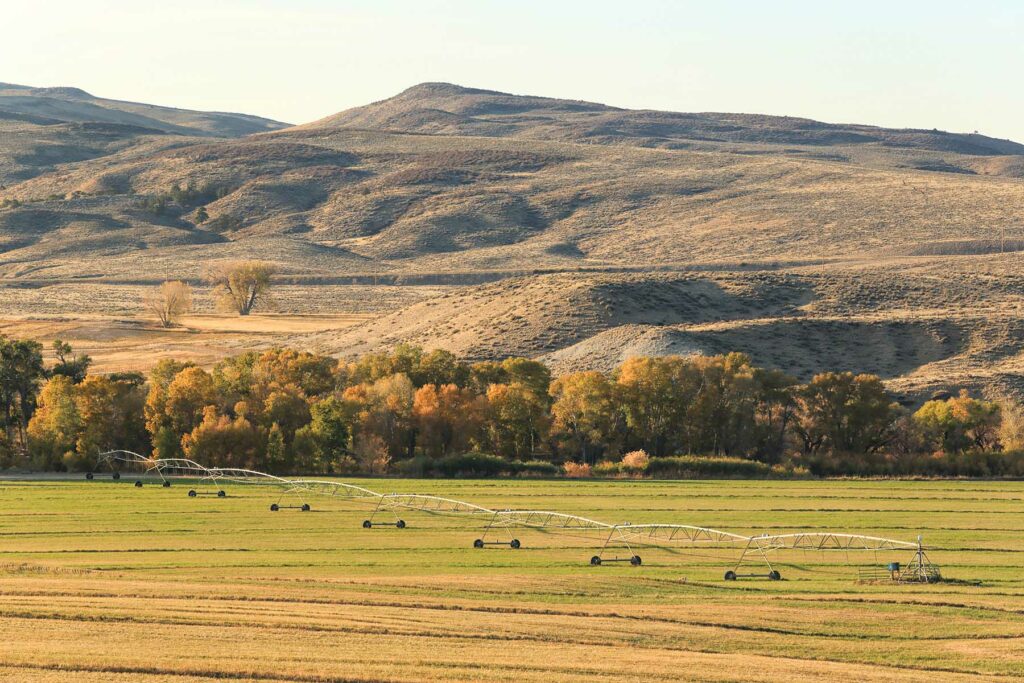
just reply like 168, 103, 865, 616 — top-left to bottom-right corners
2, 82, 1024, 399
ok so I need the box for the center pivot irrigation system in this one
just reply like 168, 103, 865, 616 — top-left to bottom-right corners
91, 451, 941, 582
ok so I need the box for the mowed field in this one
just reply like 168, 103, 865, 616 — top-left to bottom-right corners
1, 479, 1022, 682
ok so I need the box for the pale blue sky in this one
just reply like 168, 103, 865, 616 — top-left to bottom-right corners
4, 0, 1023, 140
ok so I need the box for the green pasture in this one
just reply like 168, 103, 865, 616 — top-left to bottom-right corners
1, 477, 1023, 680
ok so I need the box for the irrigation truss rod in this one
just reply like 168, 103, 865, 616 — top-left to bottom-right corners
95, 451, 929, 557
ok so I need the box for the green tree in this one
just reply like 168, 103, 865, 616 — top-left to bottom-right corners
26, 375, 81, 470
74, 375, 148, 467
615, 356, 699, 456
684, 353, 762, 456
751, 367, 798, 463
793, 372, 899, 456
484, 382, 549, 459
0, 336, 46, 451
293, 395, 353, 472
913, 390, 1002, 454
265, 422, 288, 473
468, 360, 507, 393
261, 385, 312, 441
416, 349, 470, 388
501, 358, 552, 405
549, 371, 617, 463
50, 339, 91, 384
345, 343, 424, 386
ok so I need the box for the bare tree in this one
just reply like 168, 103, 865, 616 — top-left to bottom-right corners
145, 281, 193, 327
206, 260, 276, 316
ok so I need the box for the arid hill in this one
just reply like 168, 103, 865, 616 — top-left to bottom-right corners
1, 82, 1023, 400
310, 82, 1024, 161
0, 83, 288, 186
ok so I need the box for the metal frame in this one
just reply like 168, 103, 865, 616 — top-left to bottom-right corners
91, 451, 941, 580
592, 524, 750, 568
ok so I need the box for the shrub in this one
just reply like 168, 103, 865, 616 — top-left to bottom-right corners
206, 213, 243, 232
435, 451, 511, 477
620, 449, 650, 472
563, 461, 592, 478
646, 455, 772, 479
592, 460, 621, 477
515, 459, 558, 477
393, 455, 431, 477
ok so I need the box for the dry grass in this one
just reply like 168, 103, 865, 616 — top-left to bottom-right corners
0, 313, 367, 373
3, 83, 1024, 397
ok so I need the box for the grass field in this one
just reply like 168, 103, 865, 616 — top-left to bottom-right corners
1, 478, 1022, 682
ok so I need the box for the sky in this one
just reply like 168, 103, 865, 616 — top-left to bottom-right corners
3, 0, 1023, 141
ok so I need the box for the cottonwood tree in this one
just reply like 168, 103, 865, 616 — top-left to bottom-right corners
50, 339, 92, 384
615, 356, 701, 457
792, 372, 899, 456
549, 371, 617, 463
413, 383, 485, 457
26, 375, 81, 470
484, 382, 549, 459
0, 336, 45, 452
913, 390, 1002, 453
145, 281, 193, 327
207, 261, 276, 316
182, 406, 260, 469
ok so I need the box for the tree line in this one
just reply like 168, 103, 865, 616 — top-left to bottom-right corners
3, 337, 1024, 477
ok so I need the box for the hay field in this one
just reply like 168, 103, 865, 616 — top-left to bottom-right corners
1, 478, 1021, 682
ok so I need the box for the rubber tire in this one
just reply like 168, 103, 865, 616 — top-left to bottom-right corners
396, 520, 406, 528
630, 555, 642, 566
112, 472, 120, 480
162, 481, 171, 488
590, 556, 602, 566
473, 539, 485, 548
301, 504, 311, 512
768, 570, 781, 581
362, 520, 372, 529
85, 472, 94, 480
217, 490, 226, 498
510, 539, 521, 549
270, 504, 280, 511
134, 480, 143, 488
724, 570, 737, 581
188, 490, 197, 497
